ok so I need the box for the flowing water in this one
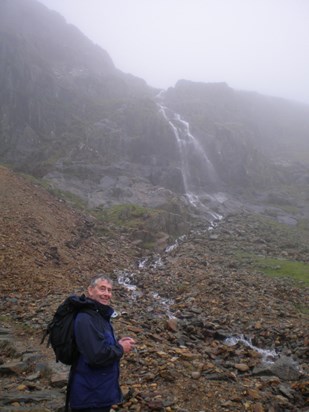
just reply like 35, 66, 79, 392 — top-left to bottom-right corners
115, 238, 281, 364
225, 334, 278, 364
116, 270, 143, 300
156, 91, 225, 223
116, 97, 280, 364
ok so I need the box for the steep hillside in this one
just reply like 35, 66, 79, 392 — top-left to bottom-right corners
0, 166, 308, 411
1, 0, 309, 217
0, 0, 153, 174
0, 165, 140, 296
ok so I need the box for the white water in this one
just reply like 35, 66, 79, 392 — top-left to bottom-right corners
116, 267, 176, 319
117, 249, 281, 363
138, 258, 148, 269
158, 103, 220, 196
174, 113, 218, 179
116, 270, 143, 300
165, 234, 187, 253
225, 334, 278, 364
151, 292, 176, 319
156, 92, 224, 224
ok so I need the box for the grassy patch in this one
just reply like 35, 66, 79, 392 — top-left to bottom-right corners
253, 256, 309, 285
93, 204, 159, 228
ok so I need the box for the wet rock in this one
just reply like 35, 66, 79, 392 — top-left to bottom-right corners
252, 356, 302, 380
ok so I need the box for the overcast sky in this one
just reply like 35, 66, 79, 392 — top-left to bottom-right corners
38, 0, 309, 104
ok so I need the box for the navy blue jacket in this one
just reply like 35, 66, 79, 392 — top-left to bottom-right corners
69, 298, 124, 409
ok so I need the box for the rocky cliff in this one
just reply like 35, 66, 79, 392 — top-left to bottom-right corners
1, 0, 309, 224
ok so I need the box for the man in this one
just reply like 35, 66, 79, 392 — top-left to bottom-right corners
69, 274, 136, 412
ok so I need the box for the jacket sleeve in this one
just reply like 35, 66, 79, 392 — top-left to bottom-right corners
74, 311, 124, 367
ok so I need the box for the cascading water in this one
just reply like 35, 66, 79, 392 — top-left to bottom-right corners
116, 270, 142, 300
115, 245, 282, 365
156, 91, 223, 221
225, 334, 278, 364
115, 264, 175, 318
165, 234, 187, 253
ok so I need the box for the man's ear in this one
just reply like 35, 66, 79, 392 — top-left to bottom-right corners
87, 286, 93, 297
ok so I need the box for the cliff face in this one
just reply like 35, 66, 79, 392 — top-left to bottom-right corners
0, 0, 154, 172
1, 0, 309, 214
164, 80, 309, 187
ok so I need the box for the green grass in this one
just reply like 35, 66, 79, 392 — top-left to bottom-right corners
253, 256, 309, 285
93, 204, 159, 228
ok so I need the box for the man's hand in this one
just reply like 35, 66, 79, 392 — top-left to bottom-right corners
118, 337, 136, 353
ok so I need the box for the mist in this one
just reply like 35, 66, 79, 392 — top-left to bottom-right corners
38, 0, 309, 104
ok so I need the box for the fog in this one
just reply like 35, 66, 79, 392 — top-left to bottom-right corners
38, 0, 309, 104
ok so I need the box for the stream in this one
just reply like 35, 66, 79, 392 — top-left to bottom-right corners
115, 231, 280, 365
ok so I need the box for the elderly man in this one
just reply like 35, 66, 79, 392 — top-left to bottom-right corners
69, 274, 135, 412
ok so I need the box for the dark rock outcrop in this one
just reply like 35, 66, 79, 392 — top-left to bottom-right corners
1, 0, 309, 221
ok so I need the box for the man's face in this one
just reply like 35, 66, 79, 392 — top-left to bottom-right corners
88, 279, 113, 306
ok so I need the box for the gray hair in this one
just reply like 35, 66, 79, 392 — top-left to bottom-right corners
89, 274, 113, 288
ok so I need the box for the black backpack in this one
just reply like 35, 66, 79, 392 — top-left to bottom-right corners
41, 294, 94, 365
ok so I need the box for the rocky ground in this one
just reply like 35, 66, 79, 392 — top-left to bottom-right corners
0, 165, 308, 412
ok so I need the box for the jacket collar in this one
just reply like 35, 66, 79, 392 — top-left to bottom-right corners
87, 297, 115, 318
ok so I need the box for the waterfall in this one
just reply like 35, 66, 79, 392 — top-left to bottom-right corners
156, 91, 223, 219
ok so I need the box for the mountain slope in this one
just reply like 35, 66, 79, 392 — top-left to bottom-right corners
0, 2, 308, 411
0, 165, 308, 411
0, 0, 153, 173
165, 80, 309, 184
1, 0, 309, 219
0, 165, 140, 297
